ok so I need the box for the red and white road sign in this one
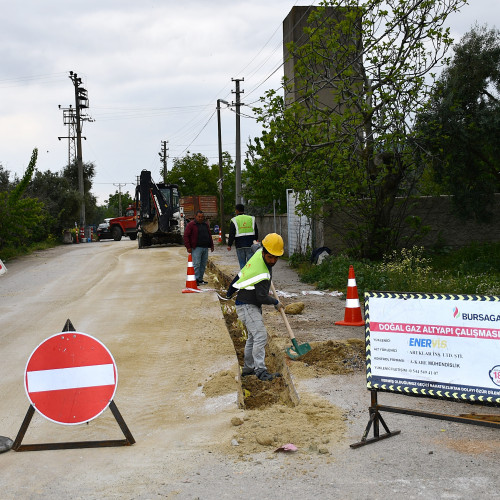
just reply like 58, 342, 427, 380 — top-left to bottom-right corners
24, 332, 118, 425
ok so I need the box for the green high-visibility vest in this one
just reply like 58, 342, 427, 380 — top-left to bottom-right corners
234, 249, 270, 290
231, 214, 256, 237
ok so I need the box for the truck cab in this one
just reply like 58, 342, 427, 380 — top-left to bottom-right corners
109, 204, 138, 241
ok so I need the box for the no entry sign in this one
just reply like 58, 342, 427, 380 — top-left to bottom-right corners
24, 332, 117, 425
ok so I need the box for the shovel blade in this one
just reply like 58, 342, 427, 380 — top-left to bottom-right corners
286, 339, 312, 360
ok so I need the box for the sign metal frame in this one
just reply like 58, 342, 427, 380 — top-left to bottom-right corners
12, 319, 135, 452
352, 292, 500, 448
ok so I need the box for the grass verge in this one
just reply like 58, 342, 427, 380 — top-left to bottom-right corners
1, 235, 60, 262
293, 243, 500, 297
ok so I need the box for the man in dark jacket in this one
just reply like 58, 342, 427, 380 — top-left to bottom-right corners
183, 211, 214, 285
227, 204, 259, 268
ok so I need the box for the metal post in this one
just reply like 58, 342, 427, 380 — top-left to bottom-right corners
159, 140, 169, 182
217, 99, 229, 245
232, 78, 244, 205
71, 72, 85, 227
273, 199, 277, 233
69, 71, 92, 228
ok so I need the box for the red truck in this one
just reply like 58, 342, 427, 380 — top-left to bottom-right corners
108, 204, 138, 241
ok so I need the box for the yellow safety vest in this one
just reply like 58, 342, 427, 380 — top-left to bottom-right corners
231, 214, 256, 237
234, 249, 269, 290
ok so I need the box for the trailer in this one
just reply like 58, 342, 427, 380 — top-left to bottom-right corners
180, 195, 218, 223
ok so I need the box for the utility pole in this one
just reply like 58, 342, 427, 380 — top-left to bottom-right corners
57, 105, 77, 166
232, 78, 244, 205
68, 71, 91, 228
113, 183, 127, 216
159, 140, 169, 183
217, 99, 230, 245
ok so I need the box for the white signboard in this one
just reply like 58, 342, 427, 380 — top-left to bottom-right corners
365, 292, 500, 406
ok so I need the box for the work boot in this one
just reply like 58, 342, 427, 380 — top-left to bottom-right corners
256, 370, 281, 381
241, 368, 255, 377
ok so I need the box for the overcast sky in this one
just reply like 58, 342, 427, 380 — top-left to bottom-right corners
1, 0, 497, 205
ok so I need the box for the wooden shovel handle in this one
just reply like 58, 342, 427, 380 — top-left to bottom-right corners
270, 281, 296, 341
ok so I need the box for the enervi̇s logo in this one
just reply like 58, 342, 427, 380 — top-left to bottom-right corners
489, 365, 500, 387
453, 307, 459, 319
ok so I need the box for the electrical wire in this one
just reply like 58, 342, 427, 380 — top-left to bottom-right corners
178, 108, 217, 156
168, 1, 318, 154
0, 71, 68, 88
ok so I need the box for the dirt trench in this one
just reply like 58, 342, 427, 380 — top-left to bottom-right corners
208, 260, 365, 411
202, 257, 369, 456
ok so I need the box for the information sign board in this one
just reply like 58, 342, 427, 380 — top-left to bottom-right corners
365, 292, 500, 405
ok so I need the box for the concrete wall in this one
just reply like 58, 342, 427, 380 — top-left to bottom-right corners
255, 214, 289, 254
404, 194, 500, 248
256, 193, 500, 256
321, 194, 500, 253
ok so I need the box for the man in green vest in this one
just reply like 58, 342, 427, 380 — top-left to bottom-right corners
227, 204, 259, 268
227, 233, 284, 381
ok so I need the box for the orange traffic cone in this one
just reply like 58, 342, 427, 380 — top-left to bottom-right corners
182, 253, 200, 293
335, 265, 364, 326
218, 229, 222, 243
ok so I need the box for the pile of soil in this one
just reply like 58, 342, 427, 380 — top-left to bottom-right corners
221, 302, 365, 400
298, 339, 365, 374
225, 394, 347, 458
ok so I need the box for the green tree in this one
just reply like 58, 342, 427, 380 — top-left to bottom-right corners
164, 152, 218, 196
0, 149, 49, 249
246, 0, 466, 258
105, 190, 135, 217
25, 161, 98, 232
0, 165, 13, 192
164, 151, 236, 219
25, 170, 70, 234
243, 92, 290, 214
61, 161, 98, 227
416, 25, 500, 220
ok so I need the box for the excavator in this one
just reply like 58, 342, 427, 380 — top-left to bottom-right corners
135, 170, 183, 248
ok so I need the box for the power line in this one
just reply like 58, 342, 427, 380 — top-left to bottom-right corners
0, 71, 68, 88
170, 1, 320, 154
178, 109, 217, 156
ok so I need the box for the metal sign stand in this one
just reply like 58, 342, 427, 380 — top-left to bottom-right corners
350, 390, 401, 449
351, 389, 500, 449
12, 319, 135, 452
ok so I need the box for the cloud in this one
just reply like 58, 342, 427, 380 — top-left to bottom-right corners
1, 0, 497, 205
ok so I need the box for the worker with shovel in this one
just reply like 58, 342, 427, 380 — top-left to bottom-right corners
227, 233, 284, 381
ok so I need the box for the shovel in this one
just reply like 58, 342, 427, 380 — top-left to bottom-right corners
270, 281, 311, 360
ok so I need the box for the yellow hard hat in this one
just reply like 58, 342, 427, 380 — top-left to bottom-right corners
262, 233, 284, 256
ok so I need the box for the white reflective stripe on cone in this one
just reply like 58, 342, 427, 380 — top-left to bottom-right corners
346, 298, 360, 308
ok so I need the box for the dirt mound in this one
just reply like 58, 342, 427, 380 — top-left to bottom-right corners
299, 338, 365, 374
224, 394, 346, 457
241, 375, 291, 409
202, 370, 239, 397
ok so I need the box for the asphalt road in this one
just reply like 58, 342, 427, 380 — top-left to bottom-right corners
0, 240, 499, 500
